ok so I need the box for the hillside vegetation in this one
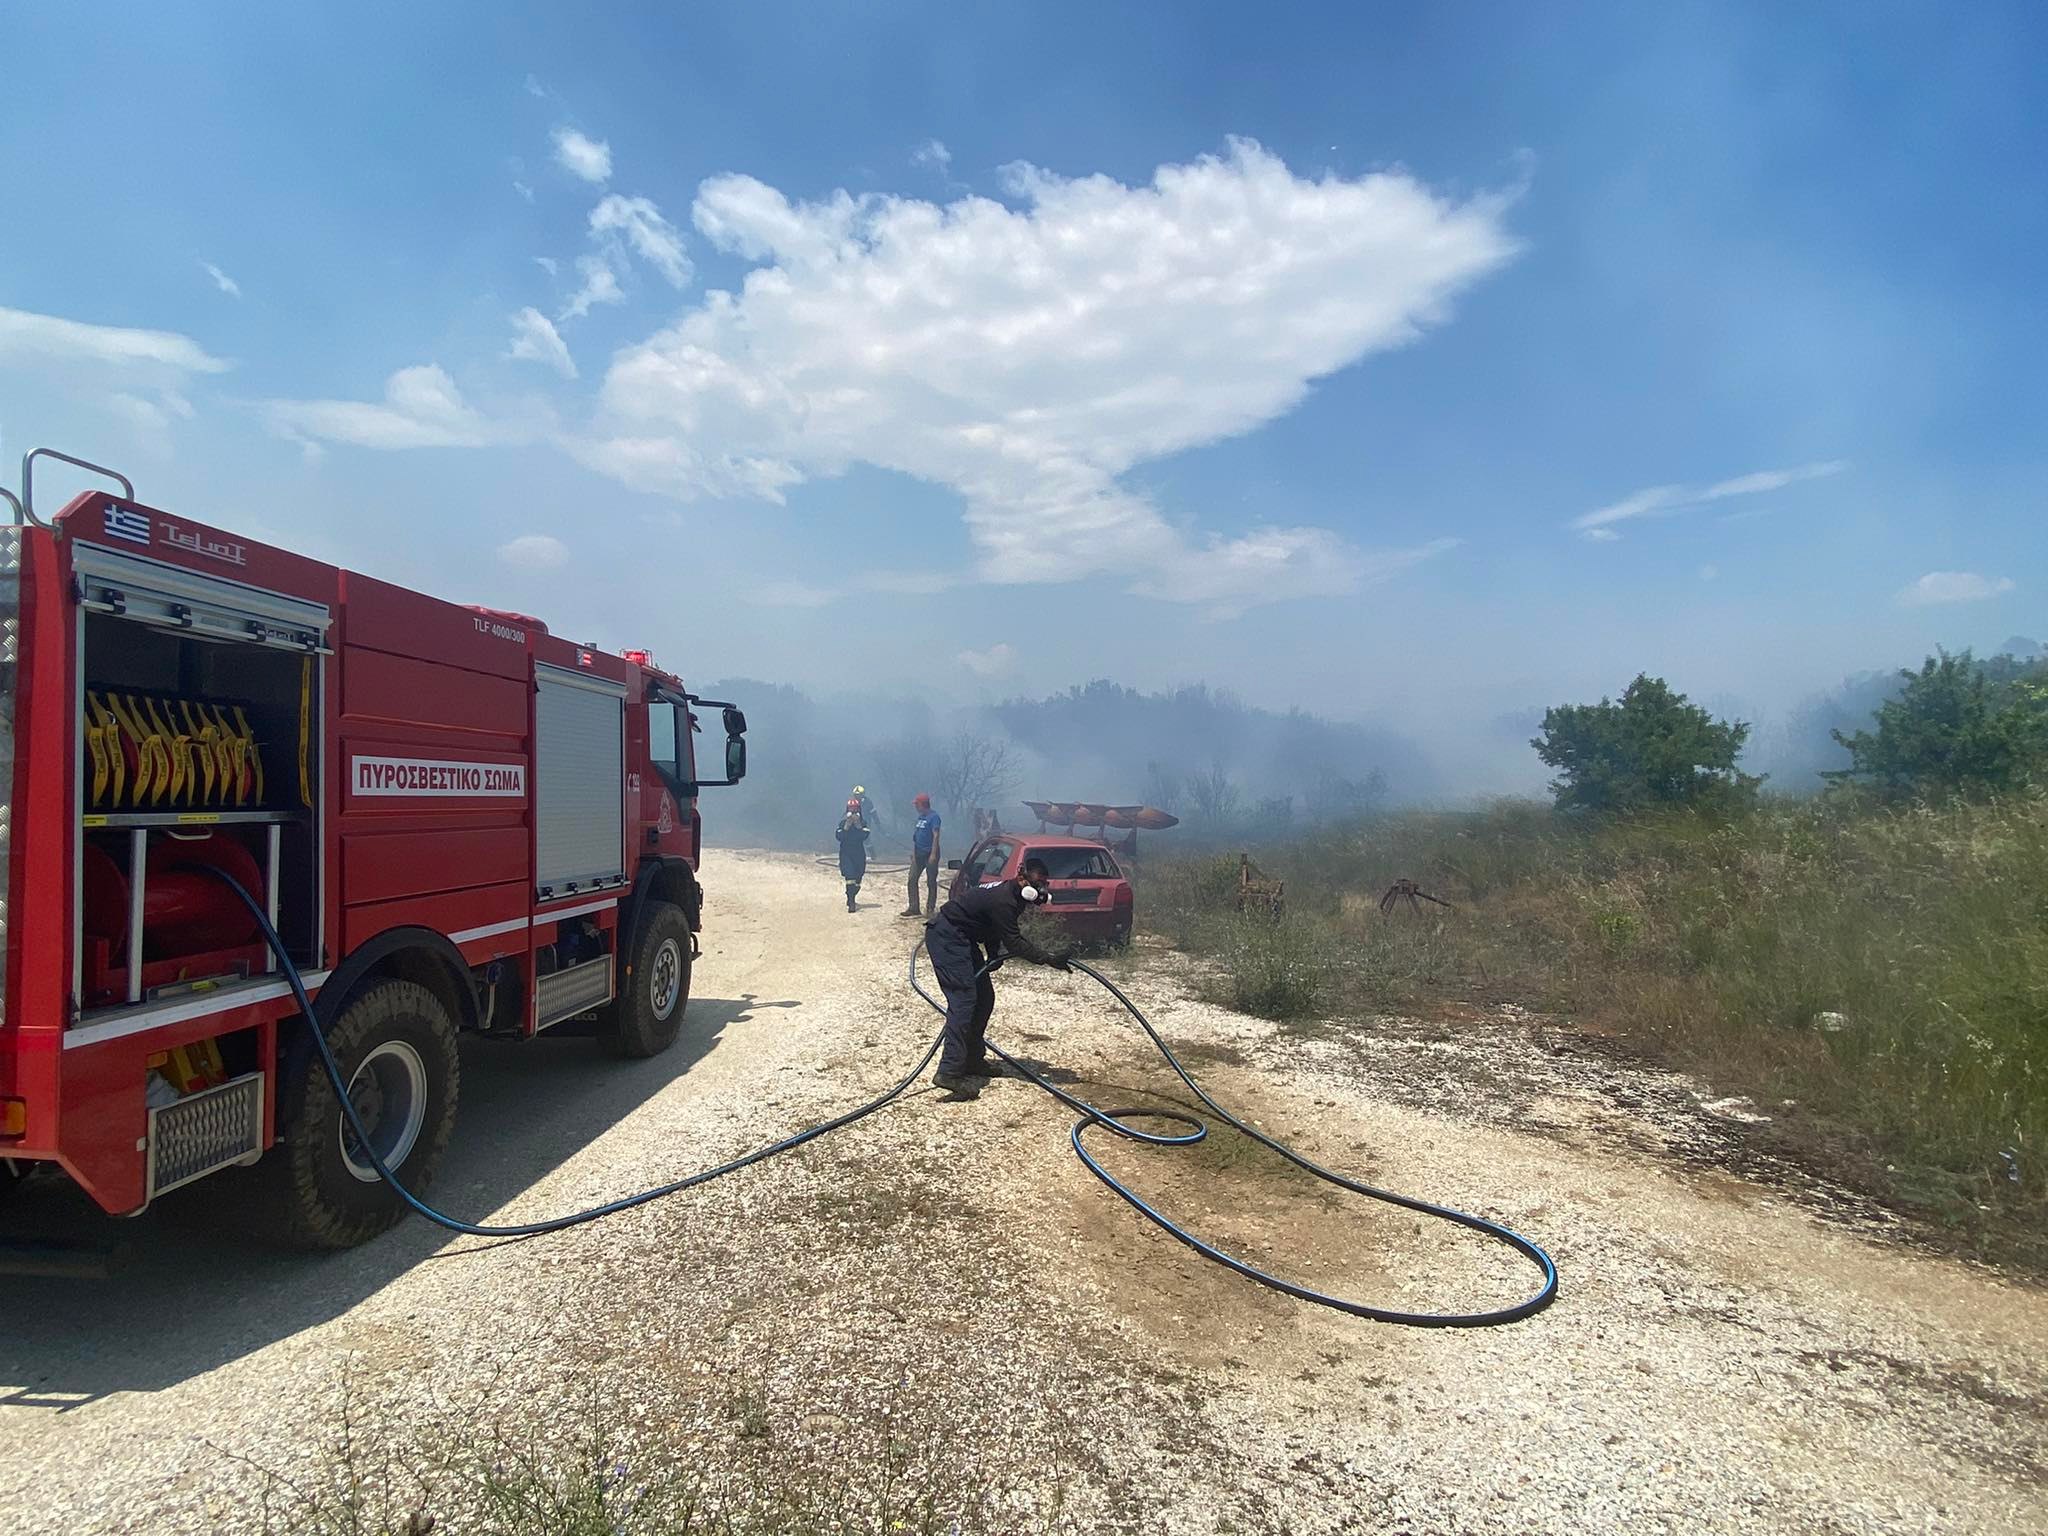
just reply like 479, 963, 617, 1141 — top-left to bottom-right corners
1145, 795, 2046, 1260
1143, 652, 2048, 1265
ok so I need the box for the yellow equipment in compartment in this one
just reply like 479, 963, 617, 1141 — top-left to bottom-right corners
150, 1038, 228, 1095
85, 691, 266, 811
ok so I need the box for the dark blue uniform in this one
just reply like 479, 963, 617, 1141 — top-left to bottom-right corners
836, 818, 869, 910
925, 880, 1066, 1078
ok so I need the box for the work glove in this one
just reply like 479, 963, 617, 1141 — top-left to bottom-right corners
1050, 949, 1075, 972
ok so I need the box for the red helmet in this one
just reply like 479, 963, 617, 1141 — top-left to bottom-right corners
914, 792, 931, 808
845, 797, 862, 812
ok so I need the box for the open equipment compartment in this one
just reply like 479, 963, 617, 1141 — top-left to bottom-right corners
72, 543, 326, 1019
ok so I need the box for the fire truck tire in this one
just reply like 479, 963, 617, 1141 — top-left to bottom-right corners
262, 978, 461, 1249
604, 901, 692, 1058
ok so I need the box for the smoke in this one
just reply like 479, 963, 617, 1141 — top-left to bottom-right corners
692, 630, 2048, 854
695, 676, 1439, 854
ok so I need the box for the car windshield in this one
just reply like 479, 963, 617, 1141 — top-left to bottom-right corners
1032, 846, 1117, 879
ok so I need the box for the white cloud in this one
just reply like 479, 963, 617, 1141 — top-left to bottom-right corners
107, 389, 196, 453
264, 364, 503, 455
1896, 571, 2016, 607
507, 307, 577, 379
913, 139, 953, 173
549, 197, 690, 323
1572, 461, 1845, 540
956, 641, 1016, 676
552, 127, 612, 184
558, 252, 624, 320
201, 261, 241, 298
584, 138, 1516, 610
1698, 563, 1719, 581
1131, 534, 1461, 620
1572, 485, 1682, 537
513, 179, 535, 204
0, 304, 230, 374
498, 533, 569, 569
534, 255, 559, 277
525, 74, 551, 100
1699, 460, 1847, 500
590, 194, 691, 286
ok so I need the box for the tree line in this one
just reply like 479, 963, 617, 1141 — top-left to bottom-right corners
1533, 646, 2048, 813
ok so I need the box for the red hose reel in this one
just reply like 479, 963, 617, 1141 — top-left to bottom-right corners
80, 833, 265, 1002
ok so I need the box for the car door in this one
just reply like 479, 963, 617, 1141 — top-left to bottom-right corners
951, 837, 1011, 899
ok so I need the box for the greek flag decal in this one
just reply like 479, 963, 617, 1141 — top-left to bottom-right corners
102, 505, 152, 545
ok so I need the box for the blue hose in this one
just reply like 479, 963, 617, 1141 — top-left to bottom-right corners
214, 873, 944, 1238
214, 873, 1555, 1324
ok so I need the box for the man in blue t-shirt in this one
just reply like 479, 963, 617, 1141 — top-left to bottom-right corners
902, 792, 942, 916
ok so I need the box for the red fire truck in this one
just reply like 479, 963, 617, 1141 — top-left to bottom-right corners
0, 450, 748, 1248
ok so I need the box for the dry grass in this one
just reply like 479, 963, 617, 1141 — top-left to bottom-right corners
245, 1364, 1053, 1536
1142, 792, 2048, 1263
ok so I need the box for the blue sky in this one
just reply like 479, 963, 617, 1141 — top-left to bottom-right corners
3, 3, 2042, 791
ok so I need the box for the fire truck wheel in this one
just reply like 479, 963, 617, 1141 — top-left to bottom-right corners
264, 978, 461, 1249
604, 901, 692, 1058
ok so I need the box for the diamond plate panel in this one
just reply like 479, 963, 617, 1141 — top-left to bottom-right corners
147, 1072, 265, 1198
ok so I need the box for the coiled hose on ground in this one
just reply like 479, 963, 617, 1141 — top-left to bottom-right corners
213, 873, 1555, 1325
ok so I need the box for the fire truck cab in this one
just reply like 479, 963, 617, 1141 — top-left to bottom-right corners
0, 450, 747, 1247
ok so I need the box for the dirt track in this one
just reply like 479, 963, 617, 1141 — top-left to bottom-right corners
4, 849, 2045, 1533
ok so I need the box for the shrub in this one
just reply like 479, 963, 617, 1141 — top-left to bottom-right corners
1829, 649, 2048, 799
1533, 674, 1761, 814
1215, 915, 1328, 1021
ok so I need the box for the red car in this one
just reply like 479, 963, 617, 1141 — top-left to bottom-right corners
947, 834, 1134, 947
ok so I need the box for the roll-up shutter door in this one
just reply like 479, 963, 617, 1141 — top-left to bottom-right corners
534, 664, 626, 894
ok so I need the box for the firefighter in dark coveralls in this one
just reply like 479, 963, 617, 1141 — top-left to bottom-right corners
925, 857, 1073, 1098
835, 799, 869, 912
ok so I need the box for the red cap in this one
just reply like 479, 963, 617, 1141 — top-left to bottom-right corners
845, 797, 862, 812
914, 792, 931, 808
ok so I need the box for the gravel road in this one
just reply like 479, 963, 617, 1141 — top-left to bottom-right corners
3, 848, 2044, 1533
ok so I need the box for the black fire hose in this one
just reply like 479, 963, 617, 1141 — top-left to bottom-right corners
908, 949, 1558, 1327
813, 854, 915, 876
210, 873, 946, 1239
210, 873, 1555, 1325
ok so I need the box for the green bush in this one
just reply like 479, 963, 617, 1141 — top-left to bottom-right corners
1533, 674, 1761, 814
1831, 649, 2048, 799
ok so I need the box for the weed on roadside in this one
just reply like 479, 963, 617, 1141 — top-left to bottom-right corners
243, 1363, 1051, 1536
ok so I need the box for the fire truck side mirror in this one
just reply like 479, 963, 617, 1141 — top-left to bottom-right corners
722, 706, 747, 737
724, 735, 747, 783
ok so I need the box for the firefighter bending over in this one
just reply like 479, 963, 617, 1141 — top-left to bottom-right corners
924, 856, 1072, 1099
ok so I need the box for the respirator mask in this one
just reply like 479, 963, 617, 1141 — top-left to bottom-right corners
1019, 882, 1049, 905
